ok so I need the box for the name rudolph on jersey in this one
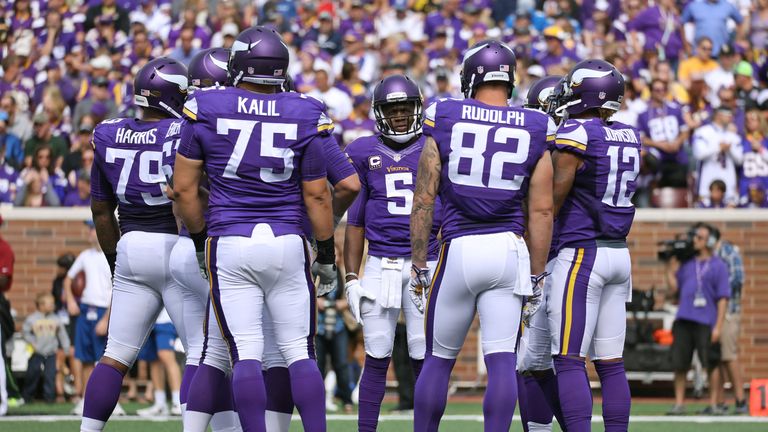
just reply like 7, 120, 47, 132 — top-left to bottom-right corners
237, 96, 280, 117
603, 127, 639, 143
461, 104, 525, 126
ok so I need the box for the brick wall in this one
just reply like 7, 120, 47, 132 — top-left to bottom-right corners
3, 209, 768, 383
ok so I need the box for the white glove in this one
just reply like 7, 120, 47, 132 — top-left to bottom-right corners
522, 273, 548, 326
345, 279, 376, 325
195, 250, 208, 280
408, 265, 432, 313
312, 261, 337, 297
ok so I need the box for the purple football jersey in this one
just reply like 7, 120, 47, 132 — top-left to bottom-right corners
177, 88, 331, 237
346, 135, 441, 260
636, 102, 689, 165
91, 117, 181, 235
554, 118, 641, 248
423, 99, 555, 241
739, 138, 768, 202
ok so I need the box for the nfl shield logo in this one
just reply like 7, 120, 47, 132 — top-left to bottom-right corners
248, 67, 255, 74
477, 66, 484, 74
393, 154, 402, 162
599, 91, 606, 100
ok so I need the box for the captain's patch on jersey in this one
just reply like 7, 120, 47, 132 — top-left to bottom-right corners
369, 155, 382, 170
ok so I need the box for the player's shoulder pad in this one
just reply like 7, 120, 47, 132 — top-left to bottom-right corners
183, 85, 229, 121
91, 118, 127, 150
555, 119, 589, 151
344, 135, 379, 162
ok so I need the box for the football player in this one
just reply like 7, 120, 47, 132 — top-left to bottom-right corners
173, 26, 336, 432
81, 57, 189, 432
410, 40, 555, 432
547, 60, 638, 432
166, 47, 243, 432
343, 74, 440, 432
517, 75, 568, 432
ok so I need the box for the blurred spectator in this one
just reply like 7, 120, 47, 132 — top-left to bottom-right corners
316, 289, 353, 413
739, 109, 768, 204
734, 61, 762, 110
537, 26, 580, 75
0, 55, 35, 111
704, 45, 737, 107
1, 95, 33, 143
63, 171, 91, 208
24, 113, 67, 169
685, 78, 713, 130
627, 0, 685, 66
22, 293, 70, 403
335, 95, 375, 148
751, 0, 768, 50
34, 63, 77, 111
307, 11, 343, 57
376, 0, 425, 42
742, 182, 768, 208
638, 79, 690, 190
424, 0, 461, 46
339, 1, 374, 39
85, 0, 131, 34
333, 30, 378, 84
39, 87, 73, 148
136, 310, 182, 417
678, 37, 719, 89
17, 145, 66, 207
129, 1, 172, 40
0, 112, 24, 171
72, 74, 119, 132
337, 61, 367, 98
209, 22, 239, 50
681, 0, 744, 57
308, 69, 352, 123
717, 87, 745, 136
696, 179, 730, 208
693, 107, 743, 205
169, 25, 202, 66
37, 8, 79, 62
64, 118, 95, 180
64, 222, 113, 416
167, 8, 210, 51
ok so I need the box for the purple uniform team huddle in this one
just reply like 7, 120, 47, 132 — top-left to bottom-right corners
73, 20, 642, 432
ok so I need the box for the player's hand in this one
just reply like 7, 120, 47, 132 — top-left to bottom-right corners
523, 273, 548, 326
312, 261, 338, 297
711, 326, 721, 343
345, 279, 375, 325
195, 250, 208, 280
95, 316, 109, 337
408, 265, 432, 313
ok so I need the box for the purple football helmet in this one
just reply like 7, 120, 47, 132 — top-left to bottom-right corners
229, 26, 289, 87
188, 48, 230, 89
372, 74, 423, 143
460, 39, 517, 99
524, 75, 562, 111
561, 59, 624, 115
133, 57, 188, 118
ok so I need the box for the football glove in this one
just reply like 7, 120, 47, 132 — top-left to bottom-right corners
345, 279, 376, 325
312, 261, 338, 297
195, 250, 208, 281
522, 272, 549, 326
408, 265, 432, 313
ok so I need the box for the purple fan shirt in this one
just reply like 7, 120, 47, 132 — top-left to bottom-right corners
675, 256, 730, 327
178, 88, 332, 237
346, 134, 441, 260
335, 117, 376, 148
91, 117, 180, 235
739, 138, 768, 200
339, 18, 375, 37
627, 6, 684, 61
423, 99, 555, 242
554, 118, 641, 249
636, 101, 689, 165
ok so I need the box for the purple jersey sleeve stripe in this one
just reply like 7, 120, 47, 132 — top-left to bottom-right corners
555, 138, 587, 151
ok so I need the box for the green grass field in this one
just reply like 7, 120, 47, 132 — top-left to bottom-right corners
2, 401, 767, 431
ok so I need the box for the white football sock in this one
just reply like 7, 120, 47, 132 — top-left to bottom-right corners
211, 410, 244, 432
265, 410, 291, 432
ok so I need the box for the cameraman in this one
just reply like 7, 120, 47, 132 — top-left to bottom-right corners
665, 223, 730, 416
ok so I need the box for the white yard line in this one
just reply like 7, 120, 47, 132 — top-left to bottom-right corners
1, 415, 767, 423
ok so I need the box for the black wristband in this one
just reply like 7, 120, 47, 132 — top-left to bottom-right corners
105, 252, 117, 277
190, 226, 208, 252
315, 236, 335, 265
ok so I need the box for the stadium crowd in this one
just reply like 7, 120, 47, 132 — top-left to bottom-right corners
0, 0, 767, 209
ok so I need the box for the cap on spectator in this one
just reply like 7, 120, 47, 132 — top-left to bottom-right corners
344, 30, 363, 42
463, 3, 481, 14
98, 14, 115, 25
527, 64, 546, 78
543, 25, 566, 41
719, 44, 735, 57
90, 55, 113, 70
748, 180, 765, 191
435, 27, 448, 37
398, 39, 413, 53
56, 253, 76, 269
318, 11, 333, 21
92, 76, 110, 87
595, 0, 610, 12
78, 171, 91, 183
0, 111, 8, 122
33, 112, 50, 124
735, 61, 753, 77
715, 105, 733, 114
353, 94, 369, 106
91, 102, 108, 118
393, 0, 408, 11
79, 123, 94, 133
221, 22, 239, 37
435, 68, 449, 80
46, 61, 60, 71
350, 0, 365, 7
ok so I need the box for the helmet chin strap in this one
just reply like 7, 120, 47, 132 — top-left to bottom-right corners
386, 130, 419, 143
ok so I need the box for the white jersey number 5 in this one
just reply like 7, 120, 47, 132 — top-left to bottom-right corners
448, 122, 530, 191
